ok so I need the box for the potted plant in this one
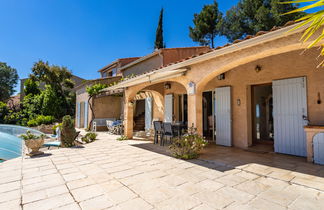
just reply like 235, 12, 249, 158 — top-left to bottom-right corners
20, 131, 46, 157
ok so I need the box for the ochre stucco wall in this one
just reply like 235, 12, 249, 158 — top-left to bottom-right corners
201, 48, 324, 148
93, 96, 123, 119
122, 54, 163, 77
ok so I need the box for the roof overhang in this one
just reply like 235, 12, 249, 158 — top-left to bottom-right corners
103, 68, 188, 90
103, 23, 309, 91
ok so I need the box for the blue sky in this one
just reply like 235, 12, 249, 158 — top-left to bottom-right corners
0, 0, 240, 93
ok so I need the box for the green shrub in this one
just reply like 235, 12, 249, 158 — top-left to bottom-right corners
20, 130, 45, 140
0, 102, 8, 123
27, 119, 38, 127
61, 115, 77, 147
116, 135, 128, 141
27, 115, 55, 127
169, 126, 208, 160
81, 132, 97, 143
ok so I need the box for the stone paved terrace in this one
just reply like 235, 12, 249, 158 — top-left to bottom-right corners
1, 132, 324, 210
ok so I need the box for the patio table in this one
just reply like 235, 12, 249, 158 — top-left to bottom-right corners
171, 123, 187, 137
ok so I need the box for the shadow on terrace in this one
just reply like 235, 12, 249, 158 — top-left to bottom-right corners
130, 140, 324, 181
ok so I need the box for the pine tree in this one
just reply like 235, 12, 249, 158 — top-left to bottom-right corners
154, 8, 165, 49
189, 1, 223, 48
222, 0, 305, 42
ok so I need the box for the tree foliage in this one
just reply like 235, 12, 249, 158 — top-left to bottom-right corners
222, 0, 304, 42
0, 62, 18, 101
24, 78, 40, 96
86, 83, 108, 128
283, 0, 324, 66
29, 60, 75, 118
189, 1, 223, 48
155, 8, 165, 49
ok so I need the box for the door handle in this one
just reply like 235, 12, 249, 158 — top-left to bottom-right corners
303, 115, 310, 124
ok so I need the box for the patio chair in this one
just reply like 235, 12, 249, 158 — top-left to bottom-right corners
153, 121, 163, 144
162, 122, 174, 146
92, 122, 97, 132
106, 120, 123, 135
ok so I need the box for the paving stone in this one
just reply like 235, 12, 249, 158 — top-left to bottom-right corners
156, 195, 201, 210
67, 178, 95, 190
53, 203, 81, 210
157, 174, 187, 187
117, 198, 153, 210
22, 190, 47, 204
0, 189, 21, 203
23, 193, 74, 210
71, 184, 104, 202
176, 182, 206, 195
191, 203, 215, 210
46, 185, 69, 197
0, 181, 20, 193
0, 199, 21, 210
258, 188, 299, 206
106, 186, 137, 205
79, 195, 113, 210
248, 197, 286, 210
193, 190, 234, 209
63, 172, 87, 182
288, 195, 324, 210
139, 185, 181, 204
100, 180, 124, 194
196, 179, 224, 191
234, 180, 271, 195
217, 186, 255, 204
216, 174, 247, 187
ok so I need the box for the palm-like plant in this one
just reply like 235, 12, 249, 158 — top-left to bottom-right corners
283, 0, 324, 64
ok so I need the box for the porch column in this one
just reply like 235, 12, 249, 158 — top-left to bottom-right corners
124, 98, 134, 139
188, 91, 203, 135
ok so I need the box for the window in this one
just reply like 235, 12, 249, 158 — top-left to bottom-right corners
111, 68, 117, 76
101, 72, 107, 78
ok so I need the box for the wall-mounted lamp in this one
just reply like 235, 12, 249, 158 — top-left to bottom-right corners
237, 99, 241, 106
164, 83, 171, 89
128, 101, 134, 106
217, 73, 225, 80
318, 92, 322, 104
255, 65, 262, 73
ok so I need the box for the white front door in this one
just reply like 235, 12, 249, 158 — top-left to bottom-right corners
273, 77, 308, 157
145, 97, 153, 131
164, 94, 173, 122
215, 87, 232, 146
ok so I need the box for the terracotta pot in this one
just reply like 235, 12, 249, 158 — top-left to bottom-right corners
24, 138, 44, 156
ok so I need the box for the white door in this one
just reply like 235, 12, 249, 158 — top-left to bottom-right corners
84, 102, 88, 129
273, 77, 307, 157
164, 94, 173, 122
77, 102, 81, 128
145, 97, 153, 131
313, 133, 324, 165
215, 87, 232, 146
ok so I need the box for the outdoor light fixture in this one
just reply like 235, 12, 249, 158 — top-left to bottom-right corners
255, 65, 262, 73
164, 83, 171, 89
217, 73, 225, 80
318, 92, 322, 104
237, 99, 241, 106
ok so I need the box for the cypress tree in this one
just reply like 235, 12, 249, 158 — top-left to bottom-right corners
154, 8, 165, 49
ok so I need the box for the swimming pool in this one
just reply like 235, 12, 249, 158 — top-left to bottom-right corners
0, 124, 45, 162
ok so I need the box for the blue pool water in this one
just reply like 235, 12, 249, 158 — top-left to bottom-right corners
0, 124, 45, 162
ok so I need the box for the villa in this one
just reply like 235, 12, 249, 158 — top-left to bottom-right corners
93, 22, 324, 165
75, 47, 210, 131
